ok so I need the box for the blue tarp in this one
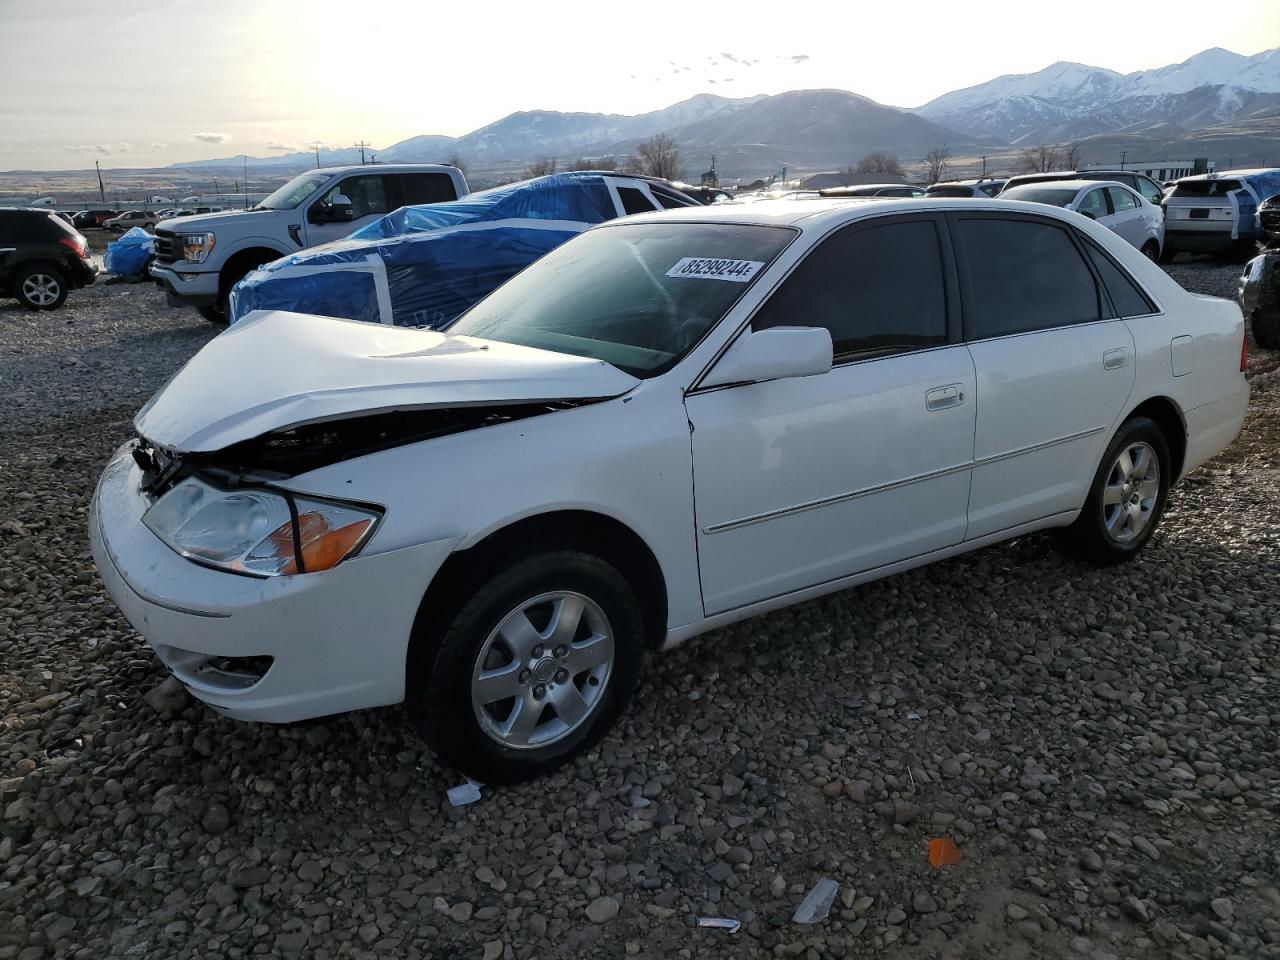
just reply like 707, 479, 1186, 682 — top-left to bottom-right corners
103, 227, 154, 276
228, 172, 622, 327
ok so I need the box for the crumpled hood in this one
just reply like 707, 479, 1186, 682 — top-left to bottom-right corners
135, 310, 639, 452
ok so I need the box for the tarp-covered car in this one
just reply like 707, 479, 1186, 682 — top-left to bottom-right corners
1162, 168, 1280, 260
228, 172, 697, 328
103, 226, 155, 277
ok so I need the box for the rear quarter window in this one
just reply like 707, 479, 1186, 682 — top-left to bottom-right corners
1081, 238, 1156, 318
397, 173, 459, 206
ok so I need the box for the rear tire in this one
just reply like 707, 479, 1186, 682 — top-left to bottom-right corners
1057, 417, 1171, 566
16, 263, 68, 310
406, 550, 644, 784
1141, 240, 1160, 262
1158, 244, 1176, 264
1251, 308, 1280, 350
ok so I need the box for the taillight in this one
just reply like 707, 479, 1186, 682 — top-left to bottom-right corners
59, 235, 89, 259
1241, 333, 1248, 372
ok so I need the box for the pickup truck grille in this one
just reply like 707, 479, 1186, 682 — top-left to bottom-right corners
153, 229, 181, 264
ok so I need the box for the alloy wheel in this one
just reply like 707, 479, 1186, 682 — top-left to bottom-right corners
1102, 441, 1160, 543
22, 274, 61, 306
470, 591, 614, 750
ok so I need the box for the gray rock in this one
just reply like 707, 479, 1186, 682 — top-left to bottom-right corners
586, 896, 620, 923
1210, 897, 1233, 921
142, 677, 189, 715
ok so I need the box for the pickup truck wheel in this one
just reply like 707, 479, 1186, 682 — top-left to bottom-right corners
197, 305, 227, 326
1251, 308, 1280, 350
1057, 417, 1170, 566
16, 263, 68, 310
406, 550, 643, 784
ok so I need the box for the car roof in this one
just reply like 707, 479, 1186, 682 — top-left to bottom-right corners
1005, 180, 1124, 193
310, 163, 463, 176
614, 196, 1096, 231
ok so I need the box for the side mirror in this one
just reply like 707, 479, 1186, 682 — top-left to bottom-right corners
701, 326, 833, 388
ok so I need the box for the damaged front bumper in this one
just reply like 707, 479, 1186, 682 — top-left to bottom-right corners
90, 442, 459, 722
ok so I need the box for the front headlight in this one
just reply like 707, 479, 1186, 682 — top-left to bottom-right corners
182, 232, 216, 263
143, 476, 379, 577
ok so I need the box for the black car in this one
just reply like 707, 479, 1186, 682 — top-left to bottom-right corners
0, 208, 97, 310
1259, 194, 1280, 248
71, 209, 120, 229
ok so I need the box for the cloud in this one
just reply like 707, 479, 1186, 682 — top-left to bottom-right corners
265, 140, 299, 152
788, 54, 810, 63
149, 141, 169, 151
66, 142, 135, 155
190, 132, 230, 144
305, 140, 330, 149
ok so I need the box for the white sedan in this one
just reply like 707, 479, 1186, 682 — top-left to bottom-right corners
91, 198, 1248, 783
999, 180, 1166, 260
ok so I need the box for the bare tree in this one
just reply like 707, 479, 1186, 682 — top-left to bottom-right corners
617, 155, 645, 176
924, 145, 950, 184
636, 133, 681, 181
1018, 145, 1063, 173
567, 156, 617, 171
446, 152, 467, 174
1062, 141, 1084, 170
856, 151, 905, 177
521, 157, 557, 179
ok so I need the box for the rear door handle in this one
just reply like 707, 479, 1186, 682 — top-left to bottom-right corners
925, 383, 964, 411
1103, 348, 1129, 370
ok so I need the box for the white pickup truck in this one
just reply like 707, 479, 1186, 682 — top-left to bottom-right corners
150, 164, 468, 323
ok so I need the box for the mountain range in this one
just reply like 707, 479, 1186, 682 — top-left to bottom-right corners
175, 46, 1280, 179
918, 47, 1280, 145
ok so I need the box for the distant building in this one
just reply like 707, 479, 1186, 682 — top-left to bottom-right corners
1084, 159, 1214, 180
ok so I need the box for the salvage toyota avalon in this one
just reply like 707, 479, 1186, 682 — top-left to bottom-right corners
91, 198, 1249, 783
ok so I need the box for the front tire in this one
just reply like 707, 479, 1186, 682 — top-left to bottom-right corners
1058, 417, 1171, 565
16, 264, 68, 310
406, 550, 644, 784
1141, 240, 1160, 262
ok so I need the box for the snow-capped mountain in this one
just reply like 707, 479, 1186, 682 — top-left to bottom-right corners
918, 46, 1280, 144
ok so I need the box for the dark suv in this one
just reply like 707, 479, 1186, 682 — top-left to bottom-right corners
0, 208, 97, 310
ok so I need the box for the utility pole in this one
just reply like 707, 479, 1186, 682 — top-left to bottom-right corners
95, 160, 105, 202
980, 155, 988, 177
242, 154, 248, 197
353, 140, 371, 165
1120, 150, 1127, 170
314, 144, 321, 168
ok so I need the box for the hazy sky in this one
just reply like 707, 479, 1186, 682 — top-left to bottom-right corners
2, 0, 1277, 170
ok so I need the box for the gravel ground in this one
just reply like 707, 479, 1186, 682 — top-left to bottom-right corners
1, 258, 1278, 960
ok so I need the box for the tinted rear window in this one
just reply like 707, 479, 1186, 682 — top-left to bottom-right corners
956, 218, 1100, 339
617, 187, 657, 216
1171, 180, 1241, 198
999, 187, 1077, 207
927, 186, 973, 198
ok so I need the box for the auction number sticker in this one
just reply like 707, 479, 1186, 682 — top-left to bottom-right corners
666, 257, 764, 282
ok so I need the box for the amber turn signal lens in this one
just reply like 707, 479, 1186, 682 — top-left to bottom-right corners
259, 511, 373, 575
